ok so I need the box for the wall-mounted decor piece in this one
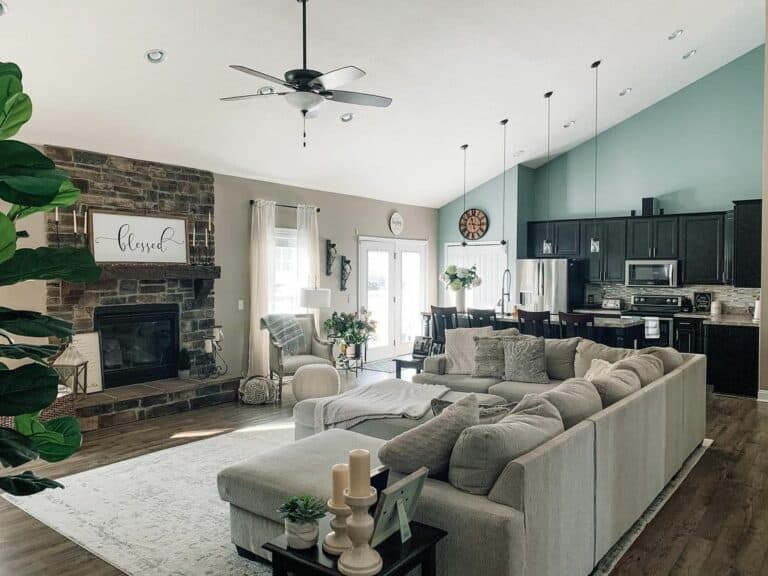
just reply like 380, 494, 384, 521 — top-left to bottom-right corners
459, 208, 489, 241
89, 210, 189, 264
326, 239, 337, 276
340, 255, 352, 291
389, 211, 404, 236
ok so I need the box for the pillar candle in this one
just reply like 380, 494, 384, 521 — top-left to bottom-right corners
83, 210, 88, 235
348, 449, 371, 497
205, 227, 209, 248
54, 207, 59, 222
331, 463, 349, 506
192, 224, 196, 246
208, 211, 211, 231
72, 210, 77, 234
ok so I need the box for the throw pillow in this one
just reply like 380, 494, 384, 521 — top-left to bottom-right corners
590, 368, 641, 407
378, 394, 479, 479
431, 398, 515, 424
574, 339, 635, 378
445, 327, 494, 374
611, 354, 664, 387
539, 377, 602, 429
503, 337, 549, 384
448, 394, 564, 494
637, 346, 684, 374
584, 358, 612, 382
544, 337, 581, 380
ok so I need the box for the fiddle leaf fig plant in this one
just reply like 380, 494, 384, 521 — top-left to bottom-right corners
0, 61, 101, 496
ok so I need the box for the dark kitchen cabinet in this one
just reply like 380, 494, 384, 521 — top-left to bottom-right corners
674, 318, 703, 353
706, 324, 759, 397
679, 214, 724, 284
626, 217, 678, 259
733, 200, 762, 288
528, 220, 580, 257
580, 218, 626, 282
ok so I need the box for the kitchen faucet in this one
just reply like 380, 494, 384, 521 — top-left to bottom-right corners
500, 268, 512, 316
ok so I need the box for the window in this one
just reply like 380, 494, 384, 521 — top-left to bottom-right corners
271, 228, 298, 313
444, 243, 508, 309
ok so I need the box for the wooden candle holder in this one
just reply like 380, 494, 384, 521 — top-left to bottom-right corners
338, 487, 382, 576
322, 499, 353, 555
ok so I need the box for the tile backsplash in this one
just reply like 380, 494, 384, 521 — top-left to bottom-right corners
585, 283, 760, 314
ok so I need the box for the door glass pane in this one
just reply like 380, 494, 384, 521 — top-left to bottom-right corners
366, 250, 390, 349
400, 251, 422, 344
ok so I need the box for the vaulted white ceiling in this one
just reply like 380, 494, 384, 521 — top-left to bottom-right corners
2, 0, 764, 208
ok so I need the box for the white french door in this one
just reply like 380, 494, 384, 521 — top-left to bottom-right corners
358, 237, 428, 361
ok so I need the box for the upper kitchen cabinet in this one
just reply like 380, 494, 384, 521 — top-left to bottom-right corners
679, 213, 725, 284
528, 220, 580, 257
626, 217, 678, 259
733, 199, 762, 288
580, 218, 626, 282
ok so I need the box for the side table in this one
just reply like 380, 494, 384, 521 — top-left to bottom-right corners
263, 518, 446, 576
392, 355, 425, 379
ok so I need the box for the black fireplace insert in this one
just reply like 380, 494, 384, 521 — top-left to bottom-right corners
94, 304, 179, 388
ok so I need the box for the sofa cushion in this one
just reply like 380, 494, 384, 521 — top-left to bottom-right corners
544, 337, 581, 380
539, 378, 602, 429
449, 395, 564, 494
574, 339, 635, 378
423, 354, 447, 375
612, 354, 664, 387
504, 336, 548, 384
432, 398, 514, 424
588, 366, 641, 407
412, 372, 500, 394
487, 379, 561, 402
283, 354, 333, 374
379, 394, 479, 479
445, 327, 494, 374
637, 346, 684, 374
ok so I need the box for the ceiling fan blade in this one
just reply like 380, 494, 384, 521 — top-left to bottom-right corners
220, 92, 290, 101
229, 65, 297, 89
309, 66, 366, 90
323, 90, 392, 108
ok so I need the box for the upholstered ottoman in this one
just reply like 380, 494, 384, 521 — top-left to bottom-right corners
293, 385, 508, 441
291, 363, 341, 402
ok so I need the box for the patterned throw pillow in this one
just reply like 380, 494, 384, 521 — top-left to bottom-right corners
472, 329, 527, 379
503, 336, 549, 384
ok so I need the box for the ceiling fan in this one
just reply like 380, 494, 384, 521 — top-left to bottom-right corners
222, 0, 392, 146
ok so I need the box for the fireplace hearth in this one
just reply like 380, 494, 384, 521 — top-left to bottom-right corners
94, 304, 179, 388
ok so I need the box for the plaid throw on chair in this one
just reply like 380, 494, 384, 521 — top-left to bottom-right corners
262, 314, 305, 356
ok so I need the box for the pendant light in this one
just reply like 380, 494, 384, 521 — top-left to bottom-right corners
500, 119, 509, 246
590, 60, 602, 254
542, 91, 554, 255
461, 143, 469, 247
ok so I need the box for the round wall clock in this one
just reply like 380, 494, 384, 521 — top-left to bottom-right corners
389, 211, 404, 236
459, 208, 489, 241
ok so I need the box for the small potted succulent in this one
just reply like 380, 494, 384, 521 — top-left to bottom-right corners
278, 494, 327, 549
177, 348, 192, 379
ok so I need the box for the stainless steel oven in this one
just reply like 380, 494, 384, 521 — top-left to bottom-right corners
625, 260, 679, 287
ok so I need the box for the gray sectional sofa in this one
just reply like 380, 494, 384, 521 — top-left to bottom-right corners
218, 340, 707, 576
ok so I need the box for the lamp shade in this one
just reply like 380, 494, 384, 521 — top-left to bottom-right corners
301, 287, 331, 309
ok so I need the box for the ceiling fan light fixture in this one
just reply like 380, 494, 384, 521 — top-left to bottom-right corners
682, 49, 697, 60
145, 49, 166, 64
668, 29, 684, 40
257, 86, 275, 95
284, 90, 324, 112
340, 112, 354, 123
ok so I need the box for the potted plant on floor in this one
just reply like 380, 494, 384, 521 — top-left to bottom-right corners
323, 309, 377, 359
178, 348, 191, 379
278, 494, 327, 549
440, 265, 481, 313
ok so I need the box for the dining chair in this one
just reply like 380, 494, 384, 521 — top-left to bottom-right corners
430, 306, 459, 353
557, 311, 595, 339
518, 309, 552, 337
467, 308, 497, 329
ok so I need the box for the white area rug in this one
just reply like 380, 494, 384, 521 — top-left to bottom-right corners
4, 419, 712, 576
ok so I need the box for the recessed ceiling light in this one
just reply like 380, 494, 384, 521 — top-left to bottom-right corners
257, 86, 275, 96
145, 49, 166, 64
668, 29, 684, 40
619, 87, 633, 96
512, 149, 525, 158
563, 120, 576, 129
682, 48, 697, 60
0, 1, 8, 16
340, 112, 354, 123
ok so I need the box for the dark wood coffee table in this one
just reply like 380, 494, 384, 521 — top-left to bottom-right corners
392, 355, 425, 379
263, 518, 446, 576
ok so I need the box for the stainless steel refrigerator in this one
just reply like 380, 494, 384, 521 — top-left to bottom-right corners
515, 259, 585, 313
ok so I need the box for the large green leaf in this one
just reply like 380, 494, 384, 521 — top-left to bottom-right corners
15, 415, 81, 463
0, 247, 101, 286
0, 92, 32, 141
0, 307, 73, 338
0, 343, 60, 362
0, 364, 59, 416
0, 212, 15, 264
0, 63, 23, 82
7, 179, 81, 221
0, 167, 71, 206
0, 427, 38, 467
0, 141, 55, 171
0, 471, 62, 496
0, 74, 21, 104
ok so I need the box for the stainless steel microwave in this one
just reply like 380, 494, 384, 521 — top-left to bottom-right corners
625, 260, 679, 287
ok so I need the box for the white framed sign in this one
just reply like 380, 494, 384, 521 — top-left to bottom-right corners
89, 211, 189, 264
72, 331, 103, 393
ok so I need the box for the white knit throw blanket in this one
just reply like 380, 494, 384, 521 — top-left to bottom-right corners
313, 380, 449, 433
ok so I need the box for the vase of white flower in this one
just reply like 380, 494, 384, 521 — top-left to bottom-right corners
441, 265, 481, 313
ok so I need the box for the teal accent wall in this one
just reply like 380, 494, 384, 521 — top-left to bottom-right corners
532, 46, 764, 219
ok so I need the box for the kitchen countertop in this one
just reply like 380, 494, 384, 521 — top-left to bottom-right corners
572, 308, 625, 317
702, 314, 760, 328
496, 315, 644, 329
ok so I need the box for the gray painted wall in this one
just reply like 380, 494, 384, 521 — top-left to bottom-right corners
214, 174, 439, 377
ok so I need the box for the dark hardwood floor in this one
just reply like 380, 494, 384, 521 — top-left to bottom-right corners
0, 389, 765, 575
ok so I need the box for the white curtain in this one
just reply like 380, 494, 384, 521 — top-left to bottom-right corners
296, 204, 320, 316
247, 200, 276, 377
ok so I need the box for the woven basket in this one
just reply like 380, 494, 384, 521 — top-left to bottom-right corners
0, 391, 75, 429
239, 376, 277, 405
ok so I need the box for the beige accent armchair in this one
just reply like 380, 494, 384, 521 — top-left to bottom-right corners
260, 314, 334, 403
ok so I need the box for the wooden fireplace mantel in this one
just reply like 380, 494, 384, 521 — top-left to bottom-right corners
97, 264, 221, 281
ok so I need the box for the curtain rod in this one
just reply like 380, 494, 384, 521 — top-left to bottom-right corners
250, 199, 320, 213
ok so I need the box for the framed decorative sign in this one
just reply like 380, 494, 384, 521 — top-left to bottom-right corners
89, 210, 189, 264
